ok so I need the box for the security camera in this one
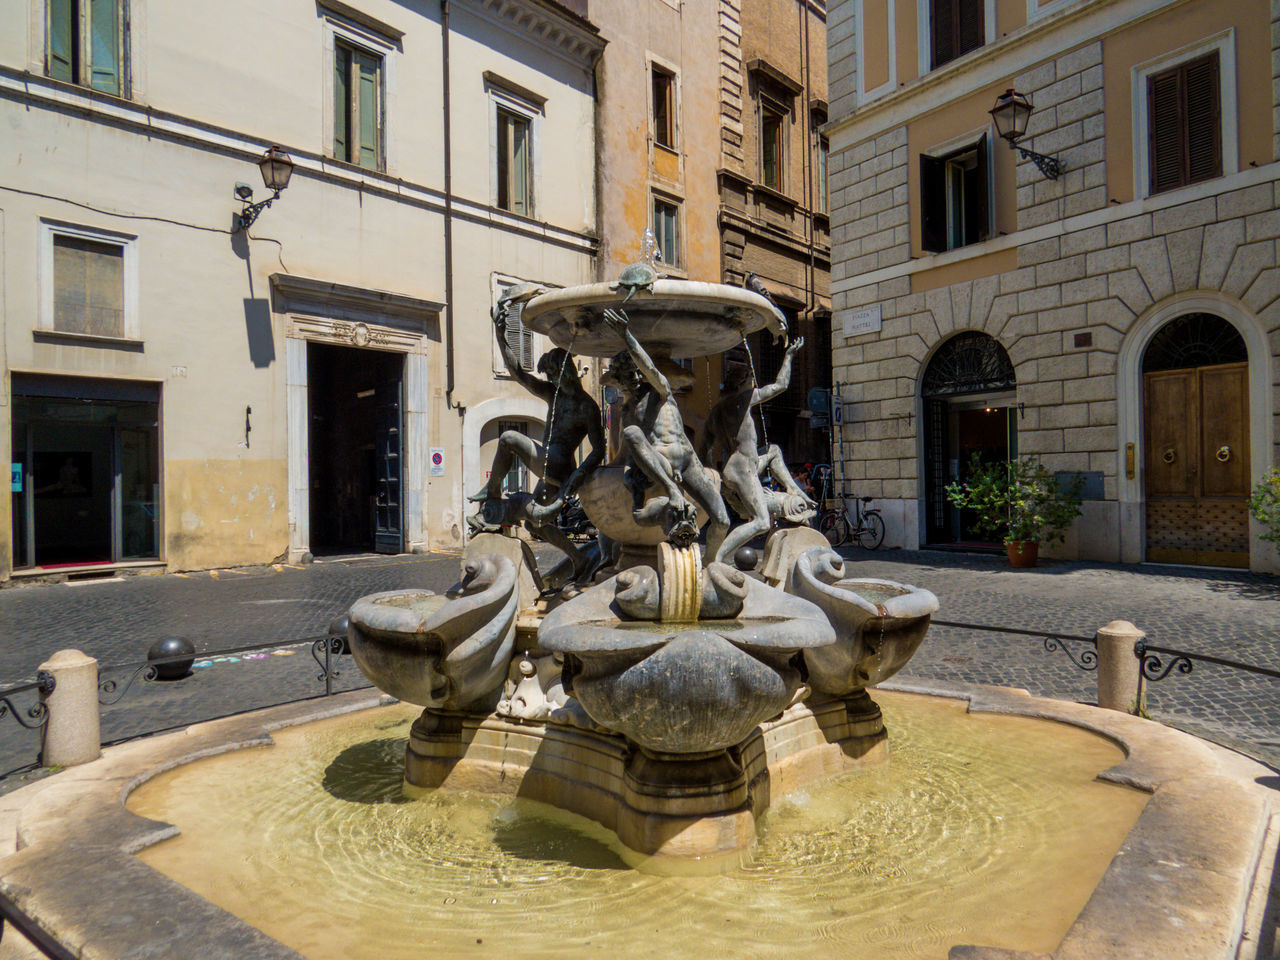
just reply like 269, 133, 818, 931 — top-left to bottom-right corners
233, 182, 254, 201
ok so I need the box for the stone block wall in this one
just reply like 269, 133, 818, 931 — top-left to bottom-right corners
832, 179, 1280, 556
1015, 42, 1107, 230
828, 0, 857, 122
829, 125, 911, 283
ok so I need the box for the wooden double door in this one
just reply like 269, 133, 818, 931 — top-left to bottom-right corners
1144, 362, 1250, 566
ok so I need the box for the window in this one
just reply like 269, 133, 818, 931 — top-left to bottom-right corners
334, 39, 383, 170
761, 103, 786, 190
47, 0, 125, 96
493, 279, 537, 374
652, 196, 681, 268
40, 222, 137, 340
1147, 52, 1221, 195
652, 66, 676, 149
930, 0, 984, 70
817, 135, 829, 215
498, 420, 529, 494
496, 108, 532, 216
920, 135, 990, 253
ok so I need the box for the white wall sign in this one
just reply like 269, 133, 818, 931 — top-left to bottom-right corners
429, 448, 446, 477
841, 304, 882, 337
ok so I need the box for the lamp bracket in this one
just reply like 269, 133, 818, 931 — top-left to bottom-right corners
1011, 143, 1063, 180
234, 190, 281, 233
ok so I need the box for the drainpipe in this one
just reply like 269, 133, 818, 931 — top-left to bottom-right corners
442, 0, 458, 411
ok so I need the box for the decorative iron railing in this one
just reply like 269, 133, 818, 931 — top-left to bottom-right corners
931, 619, 1099, 671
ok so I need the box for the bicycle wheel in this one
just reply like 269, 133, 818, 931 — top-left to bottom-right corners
820, 511, 850, 547
855, 511, 885, 550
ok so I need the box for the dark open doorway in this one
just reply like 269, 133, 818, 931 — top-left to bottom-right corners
308, 342, 404, 556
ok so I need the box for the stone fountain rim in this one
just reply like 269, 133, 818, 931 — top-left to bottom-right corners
0, 683, 1272, 960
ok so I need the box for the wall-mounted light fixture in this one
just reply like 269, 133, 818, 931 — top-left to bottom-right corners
233, 146, 295, 232
989, 89, 1063, 181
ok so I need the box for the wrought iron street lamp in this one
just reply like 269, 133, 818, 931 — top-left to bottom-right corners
989, 89, 1063, 181
234, 145, 295, 232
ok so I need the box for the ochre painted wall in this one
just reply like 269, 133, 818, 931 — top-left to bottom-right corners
1104, 3, 1273, 202
165, 459, 289, 570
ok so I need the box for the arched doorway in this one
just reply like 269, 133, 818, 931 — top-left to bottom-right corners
921, 332, 1017, 546
1142, 313, 1250, 567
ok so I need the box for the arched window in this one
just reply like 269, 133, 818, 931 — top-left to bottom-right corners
922, 331, 1016, 397
1142, 312, 1246, 373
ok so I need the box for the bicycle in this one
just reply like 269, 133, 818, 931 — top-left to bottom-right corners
817, 493, 885, 549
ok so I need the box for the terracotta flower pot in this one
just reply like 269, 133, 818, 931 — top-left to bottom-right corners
1005, 540, 1039, 567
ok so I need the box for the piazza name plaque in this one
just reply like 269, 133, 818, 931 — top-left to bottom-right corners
840, 305, 882, 337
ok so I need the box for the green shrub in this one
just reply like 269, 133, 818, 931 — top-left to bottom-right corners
1248, 467, 1280, 544
944, 454, 1085, 545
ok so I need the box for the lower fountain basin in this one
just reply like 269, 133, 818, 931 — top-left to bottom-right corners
0, 683, 1271, 960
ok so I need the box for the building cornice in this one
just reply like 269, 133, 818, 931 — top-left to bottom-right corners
0, 67, 597, 256
718, 206, 831, 263
456, 0, 605, 71
825, 0, 1195, 148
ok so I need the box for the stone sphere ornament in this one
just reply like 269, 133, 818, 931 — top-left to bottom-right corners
733, 546, 760, 571
146, 637, 196, 680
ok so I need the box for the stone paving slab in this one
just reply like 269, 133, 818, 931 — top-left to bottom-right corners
1, 545, 1277, 785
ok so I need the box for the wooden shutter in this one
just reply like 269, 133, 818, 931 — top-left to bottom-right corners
48, 0, 76, 82
930, 0, 954, 69
334, 43, 351, 161
956, 0, 984, 57
87, 0, 120, 94
1148, 52, 1221, 195
511, 115, 528, 216
1184, 54, 1221, 184
920, 154, 946, 253
356, 50, 380, 170
968, 134, 990, 242
53, 235, 124, 337
504, 303, 534, 370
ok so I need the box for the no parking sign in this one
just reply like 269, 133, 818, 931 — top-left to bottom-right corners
429, 448, 446, 477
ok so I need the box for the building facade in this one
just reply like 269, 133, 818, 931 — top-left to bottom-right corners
827, 0, 1280, 571
719, 0, 833, 468
1, 0, 603, 580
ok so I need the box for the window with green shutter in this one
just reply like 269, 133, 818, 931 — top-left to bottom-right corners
496, 108, 531, 217
333, 39, 383, 170
46, 0, 125, 96
1147, 52, 1221, 195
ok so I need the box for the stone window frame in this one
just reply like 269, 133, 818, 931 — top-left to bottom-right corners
37, 219, 140, 344
490, 272, 551, 377
486, 75, 545, 220
1131, 28, 1237, 202
648, 53, 680, 153
320, 7, 399, 175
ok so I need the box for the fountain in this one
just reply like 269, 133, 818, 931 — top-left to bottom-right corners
0, 265, 1274, 959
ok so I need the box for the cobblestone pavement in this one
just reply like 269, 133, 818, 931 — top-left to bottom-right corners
1, 545, 1277, 787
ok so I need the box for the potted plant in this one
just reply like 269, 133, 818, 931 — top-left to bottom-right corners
1248, 467, 1280, 544
944, 455, 1085, 567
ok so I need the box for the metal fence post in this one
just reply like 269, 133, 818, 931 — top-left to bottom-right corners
1096, 620, 1145, 715
39, 649, 101, 767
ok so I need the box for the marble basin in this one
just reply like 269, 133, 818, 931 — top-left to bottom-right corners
539, 575, 835, 754
347, 555, 518, 711
791, 547, 938, 699
519, 279, 787, 358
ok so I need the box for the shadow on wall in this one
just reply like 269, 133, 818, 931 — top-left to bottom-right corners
244, 298, 275, 368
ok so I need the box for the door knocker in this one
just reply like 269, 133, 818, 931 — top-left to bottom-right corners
1162, 448, 1176, 464
1216, 445, 1231, 463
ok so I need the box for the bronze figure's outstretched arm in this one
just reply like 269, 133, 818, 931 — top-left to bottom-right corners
603, 309, 672, 401
753, 336, 804, 405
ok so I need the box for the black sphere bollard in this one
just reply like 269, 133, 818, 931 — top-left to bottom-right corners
328, 613, 351, 655
147, 637, 196, 680
733, 546, 760, 572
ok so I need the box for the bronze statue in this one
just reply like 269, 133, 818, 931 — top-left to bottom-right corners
468, 288, 605, 578
602, 308, 729, 556
701, 336, 814, 562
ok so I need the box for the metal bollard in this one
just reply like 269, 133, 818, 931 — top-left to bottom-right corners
38, 649, 101, 767
1096, 620, 1145, 715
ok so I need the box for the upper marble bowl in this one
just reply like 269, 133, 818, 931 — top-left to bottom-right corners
519, 279, 787, 359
